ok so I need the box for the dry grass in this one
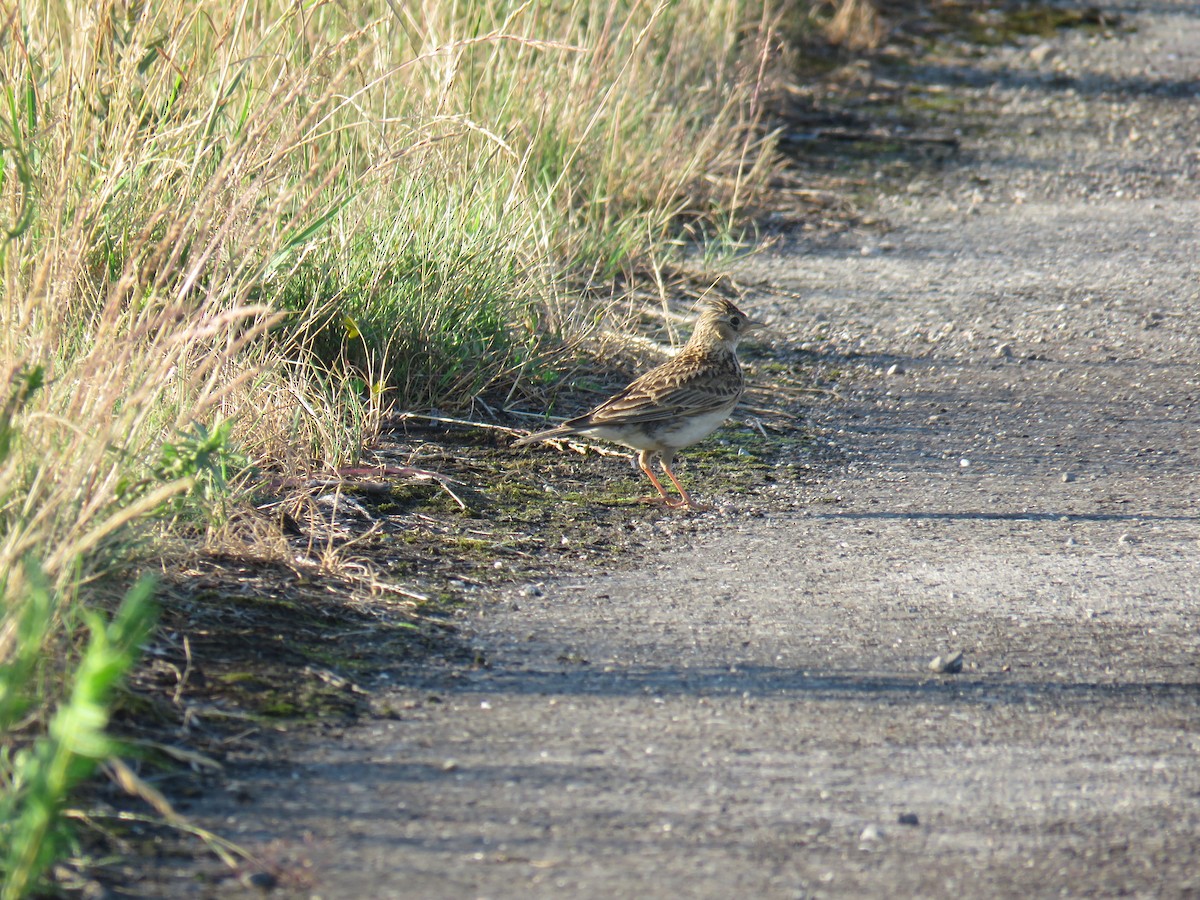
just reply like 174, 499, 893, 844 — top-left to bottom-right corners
822, 0, 888, 50
0, 4, 789, 830
0, 0, 782, 588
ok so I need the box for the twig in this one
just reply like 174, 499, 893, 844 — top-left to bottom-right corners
100, 759, 257, 872
267, 465, 462, 490
431, 477, 468, 511
264, 464, 469, 510
333, 464, 462, 483
134, 739, 223, 772
171, 635, 192, 706
537, 437, 629, 459
218, 727, 261, 747
739, 404, 799, 419
369, 581, 431, 603
392, 411, 527, 437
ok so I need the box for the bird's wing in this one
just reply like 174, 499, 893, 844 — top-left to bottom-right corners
573, 355, 741, 429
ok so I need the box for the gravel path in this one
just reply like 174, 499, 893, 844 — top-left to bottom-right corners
179, 4, 1200, 897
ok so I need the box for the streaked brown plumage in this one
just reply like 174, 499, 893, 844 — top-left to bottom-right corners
513, 297, 765, 510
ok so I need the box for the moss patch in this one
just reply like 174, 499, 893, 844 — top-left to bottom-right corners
929, 3, 1121, 47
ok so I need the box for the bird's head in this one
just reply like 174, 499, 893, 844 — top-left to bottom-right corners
695, 297, 766, 348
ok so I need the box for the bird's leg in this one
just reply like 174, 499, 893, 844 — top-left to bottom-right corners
660, 457, 708, 511
636, 451, 676, 506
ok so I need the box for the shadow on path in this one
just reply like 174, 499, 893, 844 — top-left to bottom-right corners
438, 664, 1200, 703
816, 510, 1200, 524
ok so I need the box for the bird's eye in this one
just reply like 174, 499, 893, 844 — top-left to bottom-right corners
729, 315, 742, 328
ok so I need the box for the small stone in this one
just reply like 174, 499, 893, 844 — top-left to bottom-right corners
929, 650, 964, 674
1061, 472, 1076, 483
1029, 43, 1058, 66
247, 872, 278, 891
886, 363, 905, 376
859, 824, 884, 842
897, 812, 920, 827
79, 882, 113, 900
1118, 533, 1137, 546
995, 343, 1013, 358
441, 759, 460, 772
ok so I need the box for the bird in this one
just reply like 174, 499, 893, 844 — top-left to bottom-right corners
513, 297, 765, 510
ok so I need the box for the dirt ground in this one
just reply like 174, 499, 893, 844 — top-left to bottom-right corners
133, 2, 1200, 897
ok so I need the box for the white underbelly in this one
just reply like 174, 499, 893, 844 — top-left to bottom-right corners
658, 405, 735, 449
580, 402, 738, 453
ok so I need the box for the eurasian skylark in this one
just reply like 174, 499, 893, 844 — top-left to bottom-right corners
513, 297, 765, 510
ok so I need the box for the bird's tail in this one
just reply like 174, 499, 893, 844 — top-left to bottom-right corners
511, 425, 572, 447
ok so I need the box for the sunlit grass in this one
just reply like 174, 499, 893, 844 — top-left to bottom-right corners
1, 0, 778, 573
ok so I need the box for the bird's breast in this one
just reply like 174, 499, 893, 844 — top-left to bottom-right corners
648, 402, 739, 450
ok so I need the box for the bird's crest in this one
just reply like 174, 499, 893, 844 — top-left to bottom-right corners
696, 295, 739, 316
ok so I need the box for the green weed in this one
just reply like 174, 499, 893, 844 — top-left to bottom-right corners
0, 562, 157, 900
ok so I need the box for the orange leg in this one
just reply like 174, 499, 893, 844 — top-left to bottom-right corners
660, 457, 709, 511
636, 452, 677, 506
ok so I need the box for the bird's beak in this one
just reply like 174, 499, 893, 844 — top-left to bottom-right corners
745, 317, 769, 333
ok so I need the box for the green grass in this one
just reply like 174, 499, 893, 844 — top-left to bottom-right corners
0, 564, 157, 900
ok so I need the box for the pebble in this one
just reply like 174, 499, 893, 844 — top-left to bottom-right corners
247, 871, 278, 891
859, 824, 885, 842
1117, 533, 1137, 546
898, 812, 920, 826
886, 363, 905, 376
1061, 472, 1076, 483
929, 650, 964, 674
1029, 43, 1058, 66
78, 882, 113, 900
